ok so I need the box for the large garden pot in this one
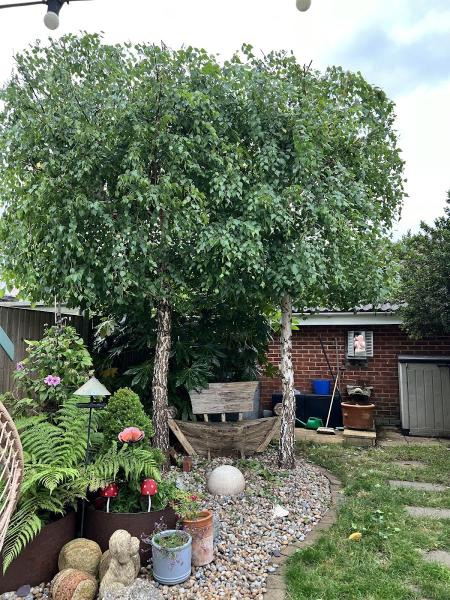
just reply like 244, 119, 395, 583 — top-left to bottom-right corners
151, 530, 192, 585
183, 509, 214, 567
84, 506, 177, 566
342, 402, 375, 430
0, 512, 76, 594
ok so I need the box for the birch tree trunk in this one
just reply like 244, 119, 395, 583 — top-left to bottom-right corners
278, 292, 295, 469
152, 298, 172, 453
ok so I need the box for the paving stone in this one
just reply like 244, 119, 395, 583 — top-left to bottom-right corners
422, 550, 450, 568
264, 589, 286, 600
406, 506, 450, 519
393, 460, 426, 468
389, 480, 448, 492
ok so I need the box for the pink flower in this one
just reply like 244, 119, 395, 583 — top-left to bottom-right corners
44, 374, 61, 386
190, 495, 198, 501
118, 427, 145, 444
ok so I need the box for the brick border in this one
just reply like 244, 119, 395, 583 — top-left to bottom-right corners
263, 466, 343, 600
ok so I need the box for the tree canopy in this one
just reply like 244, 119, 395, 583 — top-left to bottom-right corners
0, 35, 405, 463
397, 194, 450, 339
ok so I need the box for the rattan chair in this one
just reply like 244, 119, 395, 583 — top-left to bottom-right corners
0, 401, 24, 554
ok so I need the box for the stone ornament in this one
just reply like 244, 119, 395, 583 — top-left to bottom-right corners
207, 465, 245, 496
58, 538, 102, 576
99, 529, 140, 600
99, 548, 140, 582
103, 579, 164, 600
51, 568, 97, 600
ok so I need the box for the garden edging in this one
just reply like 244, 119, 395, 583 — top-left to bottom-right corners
263, 466, 343, 600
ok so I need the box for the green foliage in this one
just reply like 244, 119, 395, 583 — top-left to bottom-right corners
100, 387, 154, 448
398, 195, 450, 338
194, 50, 405, 311
153, 531, 189, 550
170, 489, 203, 521
3, 397, 89, 572
87, 442, 164, 514
14, 325, 92, 414
0, 35, 248, 316
96, 303, 274, 420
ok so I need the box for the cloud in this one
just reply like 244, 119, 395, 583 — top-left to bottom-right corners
335, 25, 450, 96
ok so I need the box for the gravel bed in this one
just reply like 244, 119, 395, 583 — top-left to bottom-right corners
0, 451, 331, 600
145, 450, 331, 600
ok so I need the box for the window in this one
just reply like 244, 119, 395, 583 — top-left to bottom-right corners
347, 330, 374, 359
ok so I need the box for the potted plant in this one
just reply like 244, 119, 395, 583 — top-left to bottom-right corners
172, 491, 214, 566
83, 388, 177, 563
341, 385, 375, 430
1, 326, 93, 593
150, 530, 192, 585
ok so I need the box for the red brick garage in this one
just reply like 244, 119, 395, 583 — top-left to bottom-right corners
260, 305, 450, 427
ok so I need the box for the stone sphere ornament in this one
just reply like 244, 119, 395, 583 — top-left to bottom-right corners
51, 569, 98, 600
58, 538, 102, 576
296, 0, 312, 11
207, 465, 245, 496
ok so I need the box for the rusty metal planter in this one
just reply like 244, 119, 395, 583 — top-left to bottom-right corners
341, 402, 376, 430
84, 506, 178, 565
0, 511, 76, 594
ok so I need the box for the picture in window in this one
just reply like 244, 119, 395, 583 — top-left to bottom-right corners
354, 331, 366, 356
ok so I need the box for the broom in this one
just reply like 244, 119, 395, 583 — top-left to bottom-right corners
316, 372, 338, 435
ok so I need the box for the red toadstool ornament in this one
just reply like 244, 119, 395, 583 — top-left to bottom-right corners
141, 479, 158, 512
101, 482, 119, 513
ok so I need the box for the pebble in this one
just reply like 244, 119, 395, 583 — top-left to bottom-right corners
2, 451, 330, 600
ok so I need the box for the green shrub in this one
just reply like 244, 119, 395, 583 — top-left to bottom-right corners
101, 387, 154, 448
14, 325, 92, 414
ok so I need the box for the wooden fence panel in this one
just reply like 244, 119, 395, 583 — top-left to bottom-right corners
0, 307, 88, 395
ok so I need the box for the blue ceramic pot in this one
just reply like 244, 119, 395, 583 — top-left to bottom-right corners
151, 530, 192, 585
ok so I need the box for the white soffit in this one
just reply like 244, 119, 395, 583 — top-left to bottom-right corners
294, 312, 402, 326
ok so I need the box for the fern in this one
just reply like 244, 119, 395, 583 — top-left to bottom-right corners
3, 395, 163, 571
2, 398, 90, 573
87, 442, 163, 493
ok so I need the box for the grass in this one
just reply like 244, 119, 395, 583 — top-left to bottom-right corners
286, 442, 450, 600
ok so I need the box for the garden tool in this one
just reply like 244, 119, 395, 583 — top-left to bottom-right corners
274, 403, 323, 430
317, 339, 340, 435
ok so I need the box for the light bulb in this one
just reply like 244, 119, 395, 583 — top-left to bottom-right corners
296, 0, 312, 11
44, 11, 60, 30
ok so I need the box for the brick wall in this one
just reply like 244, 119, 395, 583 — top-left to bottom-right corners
261, 324, 450, 425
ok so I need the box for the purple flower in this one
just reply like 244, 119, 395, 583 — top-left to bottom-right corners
44, 375, 61, 387
16, 362, 24, 371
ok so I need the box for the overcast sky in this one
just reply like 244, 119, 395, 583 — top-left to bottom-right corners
0, 0, 448, 237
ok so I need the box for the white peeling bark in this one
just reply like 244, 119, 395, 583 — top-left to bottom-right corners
278, 292, 295, 469
152, 298, 172, 453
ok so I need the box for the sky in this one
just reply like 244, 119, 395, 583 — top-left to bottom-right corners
0, 0, 449, 237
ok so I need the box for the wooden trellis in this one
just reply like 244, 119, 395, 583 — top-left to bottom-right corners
0, 401, 23, 554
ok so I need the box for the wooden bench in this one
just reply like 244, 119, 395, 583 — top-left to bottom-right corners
168, 381, 279, 458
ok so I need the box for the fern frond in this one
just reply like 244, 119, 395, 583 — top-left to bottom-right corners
2, 505, 43, 573
87, 443, 161, 491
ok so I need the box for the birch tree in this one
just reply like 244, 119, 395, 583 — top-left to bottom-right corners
197, 50, 405, 468
0, 35, 248, 452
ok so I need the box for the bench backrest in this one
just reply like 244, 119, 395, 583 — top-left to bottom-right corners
190, 381, 259, 419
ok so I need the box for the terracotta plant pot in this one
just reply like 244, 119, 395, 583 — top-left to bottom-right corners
182, 509, 214, 566
341, 402, 375, 430
0, 512, 76, 594
83, 506, 177, 566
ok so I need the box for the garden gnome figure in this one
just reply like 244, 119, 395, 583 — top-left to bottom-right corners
99, 530, 140, 599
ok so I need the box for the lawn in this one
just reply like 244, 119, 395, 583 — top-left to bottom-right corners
286, 442, 450, 600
